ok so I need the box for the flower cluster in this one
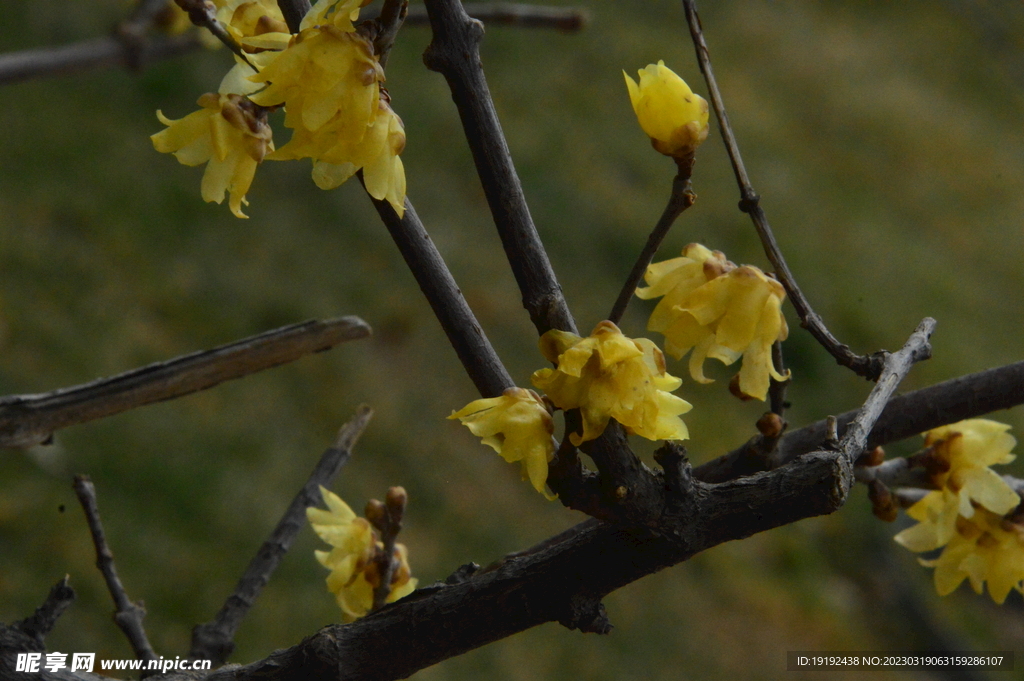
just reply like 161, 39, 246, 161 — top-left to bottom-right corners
636, 243, 790, 401
624, 61, 709, 159
894, 420, 1023, 603
152, 0, 406, 218
450, 323, 691, 496
306, 486, 416, 621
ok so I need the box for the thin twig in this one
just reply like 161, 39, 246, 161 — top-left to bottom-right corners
365, 190, 515, 398
406, 3, 589, 32
116, 0, 178, 69
608, 163, 695, 325
190, 407, 373, 665
370, 487, 407, 611
73, 476, 158, 664
836, 318, 936, 462
277, 0, 311, 33
174, 0, 257, 70
0, 34, 198, 86
13, 576, 76, 645
0, 316, 370, 449
372, 0, 409, 68
696, 359, 1024, 483
423, 0, 578, 336
681, 0, 883, 380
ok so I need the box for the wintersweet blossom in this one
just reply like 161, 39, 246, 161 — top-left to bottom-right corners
636, 243, 789, 401
895, 420, 1019, 552
531, 321, 691, 446
919, 508, 1024, 604
151, 93, 273, 218
307, 486, 417, 622
248, 26, 382, 137
449, 387, 555, 496
624, 60, 709, 159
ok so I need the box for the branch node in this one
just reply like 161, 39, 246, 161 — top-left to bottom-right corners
14, 576, 76, 645
444, 562, 480, 585
558, 593, 612, 635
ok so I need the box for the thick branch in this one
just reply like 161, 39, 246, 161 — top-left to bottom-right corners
423, 0, 577, 336
73, 476, 158, 664
681, 0, 883, 380
367, 193, 514, 398
0, 317, 370, 449
190, 407, 373, 666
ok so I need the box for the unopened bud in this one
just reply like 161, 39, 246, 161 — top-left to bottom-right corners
867, 480, 898, 523
855, 446, 885, 468
385, 486, 408, 512
756, 412, 785, 439
364, 499, 387, 526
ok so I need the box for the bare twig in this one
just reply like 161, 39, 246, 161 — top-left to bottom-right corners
174, 0, 257, 70
835, 318, 936, 462
277, 0, 311, 33
12, 577, 76, 645
0, 316, 370, 449
423, 0, 578, 336
608, 162, 696, 325
73, 476, 158, 664
372, 0, 409, 68
190, 407, 373, 665
116, 0, 179, 69
366, 191, 515, 398
406, 3, 589, 32
369, 486, 407, 611
0, 34, 198, 86
681, 0, 884, 380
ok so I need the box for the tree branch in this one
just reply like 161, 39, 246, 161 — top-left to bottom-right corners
695, 355, 1024, 484
423, 0, 578, 336
608, 161, 695, 325
0, 317, 370, 449
0, 34, 199, 86
73, 476, 159, 665
277, 0, 311, 34
407, 3, 589, 32
367, 193, 515, 398
190, 407, 373, 666
681, 0, 884, 380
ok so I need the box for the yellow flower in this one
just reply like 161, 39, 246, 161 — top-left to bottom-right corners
249, 26, 382, 137
531, 321, 691, 446
308, 99, 407, 216
636, 243, 789, 401
307, 486, 417, 622
895, 420, 1019, 551
919, 509, 1024, 604
151, 93, 273, 218
449, 387, 555, 496
624, 60, 709, 159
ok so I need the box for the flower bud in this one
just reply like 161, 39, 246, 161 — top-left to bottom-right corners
624, 61, 709, 159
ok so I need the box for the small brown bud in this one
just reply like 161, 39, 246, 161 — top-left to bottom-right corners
755, 412, 785, 439
867, 480, 898, 523
855, 446, 885, 468
385, 486, 408, 513
364, 499, 387, 526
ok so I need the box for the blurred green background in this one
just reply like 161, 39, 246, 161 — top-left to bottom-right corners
2, 1, 1024, 679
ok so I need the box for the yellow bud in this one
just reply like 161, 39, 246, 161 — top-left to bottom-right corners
624, 60, 709, 159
